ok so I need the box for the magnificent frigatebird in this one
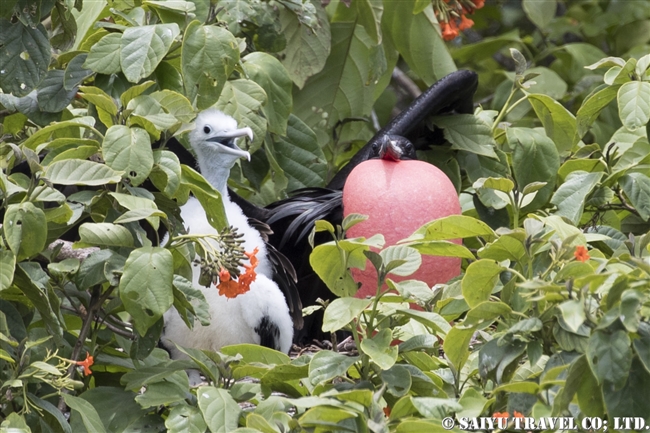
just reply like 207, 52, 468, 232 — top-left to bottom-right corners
163, 70, 478, 344
159, 109, 300, 365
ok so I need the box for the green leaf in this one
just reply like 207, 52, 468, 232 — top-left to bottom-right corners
408, 241, 475, 259
150, 90, 194, 122
166, 403, 207, 433
79, 86, 118, 115
78, 223, 135, 248
37, 69, 78, 113
44, 159, 123, 185
576, 84, 619, 138
63, 394, 107, 433
411, 397, 462, 419
322, 297, 371, 333
215, 79, 267, 151
381, 364, 411, 397
522, 0, 556, 29
633, 323, 650, 374
269, 114, 326, 190
407, 215, 496, 241
509, 127, 560, 212
102, 125, 154, 186
84, 32, 122, 74
119, 247, 174, 336
527, 93, 577, 152
360, 328, 398, 370
380, 245, 421, 277
308, 350, 359, 385
602, 358, 650, 423
0, 413, 31, 433
3, 202, 47, 261
0, 20, 50, 96
557, 300, 585, 333
383, 0, 455, 86
0, 250, 16, 291
243, 52, 293, 135
310, 243, 359, 297
181, 165, 226, 231
587, 330, 632, 389
150, 149, 182, 197
617, 81, 650, 131
182, 21, 239, 109
221, 343, 290, 365
294, 22, 381, 130
443, 326, 474, 371
432, 114, 497, 159
120, 24, 180, 83
478, 235, 526, 263
478, 338, 526, 384
473, 177, 514, 193
465, 301, 512, 329
197, 386, 241, 433
278, 3, 330, 88
550, 171, 603, 224
620, 173, 650, 220
461, 260, 503, 308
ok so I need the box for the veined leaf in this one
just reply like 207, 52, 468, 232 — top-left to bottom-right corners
196, 386, 241, 433
551, 171, 603, 224
618, 81, 650, 131
102, 125, 154, 186
84, 32, 122, 74
0, 20, 50, 96
214, 79, 267, 152
44, 159, 123, 185
120, 24, 180, 83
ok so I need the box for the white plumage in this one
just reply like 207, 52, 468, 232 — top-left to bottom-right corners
161, 109, 293, 363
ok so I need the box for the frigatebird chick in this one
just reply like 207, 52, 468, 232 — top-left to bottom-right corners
161, 109, 294, 367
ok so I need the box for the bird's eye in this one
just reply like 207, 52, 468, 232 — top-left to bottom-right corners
203, 126, 212, 134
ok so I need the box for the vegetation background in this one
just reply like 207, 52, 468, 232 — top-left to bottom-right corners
2, 0, 650, 431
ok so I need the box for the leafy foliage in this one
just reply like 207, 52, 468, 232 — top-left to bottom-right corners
2, 0, 650, 431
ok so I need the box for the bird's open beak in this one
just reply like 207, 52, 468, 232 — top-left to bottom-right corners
206, 127, 253, 161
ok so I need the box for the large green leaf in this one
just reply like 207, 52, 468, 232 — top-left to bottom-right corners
119, 247, 174, 336
243, 52, 293, 135
617, 81, 650, 131
0, 20, 50, 96
182, 21, 239, 109
431, 114, 497, 159
360, 328, 398, 370
102, 125, 154, 186
214, 79, 267, 151
322, 297, 371, 333
406, 215, 496, 242
120, 24, 180, 83
78, 223, 135, 248
293, 22, 381, 131
269, 114, 326, 190
383, 1, 455, 85
620, 172, 650, 220
180, 165, 226, 231
0, 250, 16, 291
333, 0, 383, 44
528, 93, 577, 153
3, 202, 47, 261
166, 404, 207, 433
150, 149, 182, 197
587, 330, 632, 390
461, 260, 503, 308
44, 159, 123, 185
576, 84, 619, 139
196, 386, 241, 433
550, 171, 603, 224
37, 69, 78, 113
278, 2, 330, 88
443, 326, 474, 372
509, 128, 560, 212
522, 0, 556, 29
63, 394, 108, 433
84, 32, 122, 74
308, 350, 359, 385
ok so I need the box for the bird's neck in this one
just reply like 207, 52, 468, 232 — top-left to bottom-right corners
195, 150, 237, 197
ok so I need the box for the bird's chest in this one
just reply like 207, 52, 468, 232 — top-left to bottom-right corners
180, 197, 272, 277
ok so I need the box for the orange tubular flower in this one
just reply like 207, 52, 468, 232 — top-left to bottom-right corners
458, 14, 474, 30
493, 412, 509, 419
441, 20, 459, 40
76, 352, 94, 376
574, 245, 590, 262
216, 248, 259, 298
513, 411, 524, 418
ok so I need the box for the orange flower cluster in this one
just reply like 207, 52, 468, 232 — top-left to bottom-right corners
574, 245, 590, 262
76, 352, 94, 376
216, 247, 259, 298
437, 0, 485, 41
